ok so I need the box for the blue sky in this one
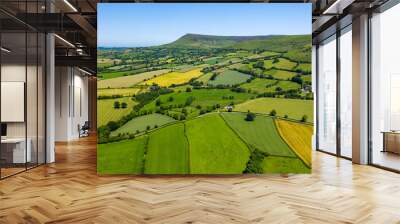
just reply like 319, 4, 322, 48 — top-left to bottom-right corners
98, 3, 311, 47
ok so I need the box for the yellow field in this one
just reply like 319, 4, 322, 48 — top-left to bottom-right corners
98, 69, 170, 88
97, 88, 143, 97
142, 68, 203, 87
275, 119, 313, 167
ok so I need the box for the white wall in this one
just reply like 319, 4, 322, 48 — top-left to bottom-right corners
54, 67, 89, 141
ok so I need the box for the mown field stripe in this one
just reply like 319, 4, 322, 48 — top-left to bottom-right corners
183, 123, 191, 174
219, 113, 253, 154
141, 136, 150, 174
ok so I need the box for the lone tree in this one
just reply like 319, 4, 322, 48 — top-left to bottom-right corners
113, 101, 120, 109
291, 75, 304, 85
186, 87, 192, 92
301, 115, 308, 122
155, 99, 162, 106
210, 72, 218, 81
284, 114, 288, 119
270, 109, 277, 116
121, 102, 127, 109
245, 111, 256, 121
146, 125, 151, 131
106, 121, 119, 131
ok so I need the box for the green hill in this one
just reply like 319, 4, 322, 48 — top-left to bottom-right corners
162, 33, 311, 62
164, 33, 310, 50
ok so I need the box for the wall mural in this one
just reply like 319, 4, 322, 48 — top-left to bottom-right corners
97, 3, 313, 174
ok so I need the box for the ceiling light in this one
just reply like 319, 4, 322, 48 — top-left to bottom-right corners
54, 34, 75, 48
1, 47, 11, 53
323, 0, 355, 15
63, 0, 78, 12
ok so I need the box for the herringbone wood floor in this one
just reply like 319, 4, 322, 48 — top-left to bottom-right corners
1, 136, 400, 224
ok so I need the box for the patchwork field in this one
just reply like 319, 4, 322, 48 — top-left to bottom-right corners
97, 136, 147, 174
141, 89, 255, 112
97, 33, 313, 174
275, 119, 313, 167
221, 112, 295, 157
97, 97, 136, 127
143, 68, 203, 87
208, 70, 251, 86
111, 113, 176, 136
98, 69, 171, 88
186, 113, 250, 174
144, 123, 189, 174
235, 97, 313, 121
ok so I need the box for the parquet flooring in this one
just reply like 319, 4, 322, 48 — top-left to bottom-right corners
0, 136, 400, 223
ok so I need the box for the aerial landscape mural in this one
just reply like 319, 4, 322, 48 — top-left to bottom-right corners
97, 3, 313, 174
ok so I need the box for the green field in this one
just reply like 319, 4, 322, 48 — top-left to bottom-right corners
97, 137, 148, 174
240, 78, 278, 93
235, 97, 313, 121
266, 69, 297, 80
97, 97, 136, 127
144, 123, 189, 174
196, 72, 214, 83
175, 64, 195, 72
262, 156, 310, 173
99, 70, 141, 80
111, 113, 176, 136
208, 70, 251, 86
204, 57, 222, 65
186, 113, 250, 174
221, 112, 295, 157
303, 75, 312, 82
273, 58, 297, 70
262, 59, 274, 69
265, 80, 300, 92
295, 63, 311, 73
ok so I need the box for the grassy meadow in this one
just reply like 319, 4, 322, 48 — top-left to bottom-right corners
97, 97, 136, 127
235, 97, 313, 121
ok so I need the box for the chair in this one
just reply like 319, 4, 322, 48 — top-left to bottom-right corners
79, 121, 90, 138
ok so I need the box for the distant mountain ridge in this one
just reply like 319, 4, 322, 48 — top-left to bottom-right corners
162, 33, 311, 52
